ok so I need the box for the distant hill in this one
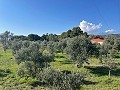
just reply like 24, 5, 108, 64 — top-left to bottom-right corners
89, 34, 120, 39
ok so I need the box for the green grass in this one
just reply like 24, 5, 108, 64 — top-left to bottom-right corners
51, 52, 120, 90
0, 45, 19, 89
0, 45, 51, 90
51, 53, 87, 72
0, 43, 120, 90
0, 45, 18, 73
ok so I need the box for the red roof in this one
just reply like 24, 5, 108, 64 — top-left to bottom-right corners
91, 38, 104, 42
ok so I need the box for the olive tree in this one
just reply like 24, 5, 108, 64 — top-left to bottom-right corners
0, 31, 13, 52
110, 38, 120, 58
37, 67, 86, 90
104, 57, 119, 78
15, 43, 53, 77
65, 36, 96, 67
57, 38, 68, 54
11, 40, 23, 55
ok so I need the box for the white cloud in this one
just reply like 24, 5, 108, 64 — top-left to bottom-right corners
105, 29, 114, 33
79, 20, 102, 32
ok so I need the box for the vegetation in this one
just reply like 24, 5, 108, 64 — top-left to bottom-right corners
0, 29, 120, 90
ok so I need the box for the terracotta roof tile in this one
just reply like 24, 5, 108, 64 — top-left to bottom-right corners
91, 38, 104, 42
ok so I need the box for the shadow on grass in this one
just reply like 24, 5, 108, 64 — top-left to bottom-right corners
82, 80, 98, 85
0, 69, 11, 77
85, 66, 120, 76
54, 58, 72, 64
55, 55, 65, 58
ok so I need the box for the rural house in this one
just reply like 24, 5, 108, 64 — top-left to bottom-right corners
91, 37, 105, 45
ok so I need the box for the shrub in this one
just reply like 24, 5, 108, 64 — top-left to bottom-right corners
17, 61, 36, 77
36, 67, 85, 90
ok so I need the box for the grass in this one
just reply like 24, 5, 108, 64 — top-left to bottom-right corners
51, 53, 87, 72
0, 44, 120, 90
0, 45, 18, 72
51, 52, 120, 90
0, 45, 46, 90
0, 44, 19, 89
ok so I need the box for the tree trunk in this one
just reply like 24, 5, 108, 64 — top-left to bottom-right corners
109, 70, 111, 78
83, 63, 84, 68
61, 50, 63, 54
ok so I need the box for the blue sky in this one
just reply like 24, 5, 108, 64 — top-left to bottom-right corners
0, 0, 120, 35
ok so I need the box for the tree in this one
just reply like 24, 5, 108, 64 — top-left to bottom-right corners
11, 40, 23, 55
41, 34, 49, 41
99, 45, 109, 63
37, 67, 85, 90
111, 38, 120, 58
60, 27, 88, 39
48, 34, 59, 42
65, 36, 94, 67
39, 40, 47, 52
0, 31, 13, 52
72, 27, 83, 37
47, 41, 56, 55
28, 34, 41, 41
15, 42, 53, 77
58, 38, 68, 53
15, 43, 41, 64
104, 57, 119, 78
42, 50, 54, 67
102, 37, 120, 58
114, 38, 120, 51
17, 61, 36, 77
22, 40, 31, 48
60, 32, 67, 39
0, 31, 13, 44
11, 35, 28, 41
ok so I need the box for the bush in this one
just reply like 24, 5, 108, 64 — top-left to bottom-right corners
5, 69, 11, 73
36, 67, 85, 90
17, 61, 36, 77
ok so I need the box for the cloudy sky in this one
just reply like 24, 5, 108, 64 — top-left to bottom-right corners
0, 0, 120, 35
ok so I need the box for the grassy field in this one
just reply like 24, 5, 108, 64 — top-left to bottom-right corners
0, 44, 39, 90
0, 44, 120, 90
51, 53, 120, 90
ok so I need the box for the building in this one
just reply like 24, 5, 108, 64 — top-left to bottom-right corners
91, 37, 105, 45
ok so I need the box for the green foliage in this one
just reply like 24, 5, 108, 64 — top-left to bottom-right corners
37, 67, 85, 90
60, 27, 88, 39
14, 42, 54, 78
101, 56, 120, 78
15, 43, 42, 64
41, 33, 59, 41
0, 31, 13, 52
39, 40, 47, 52
42, 50, 54, 63
47, 41, 56, 55
0, 43, 120, 90
11, 40, 23, 55
57, 38, 68, 53
28, 34, 41, 41
1, 30, 120, 90
17, 61, 36, 77
106, 60, 119, 71
110, 49, 120, 58
113, 38, 120, 51
11, 35, 28, 41
102, 36, 120, 58
19, 77, 27, 84
109, 38, 120, 58
65, 36, 96, 65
